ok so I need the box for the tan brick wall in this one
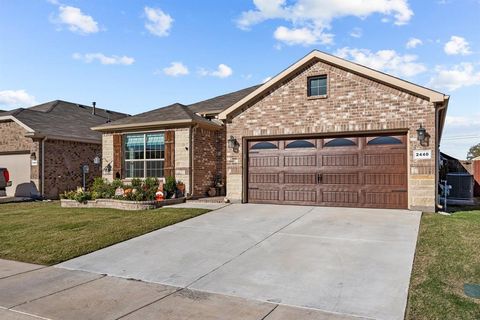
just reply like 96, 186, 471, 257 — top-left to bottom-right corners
43, 139, 101, 198
0, 121, 34, 152
174, 128, 191, 195
0, 120, 41, 194
102, 133, 114, 181
226, 60, 437, 211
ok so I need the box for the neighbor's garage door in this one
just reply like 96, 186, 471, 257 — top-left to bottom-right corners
247, 135, 408, 209
0, 153, 31, 197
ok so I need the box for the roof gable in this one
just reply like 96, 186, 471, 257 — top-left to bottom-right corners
219, 50, 449, 120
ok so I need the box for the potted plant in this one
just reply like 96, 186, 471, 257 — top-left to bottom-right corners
176, 180, 185, 197
164, 176, 177, 198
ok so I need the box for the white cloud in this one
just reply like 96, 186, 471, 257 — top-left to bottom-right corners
274, 26, 328, 46
445, 115, 480, 127
444, 36, 472, 55
349, 27, 363, 38
335, 47, 427, 77
199, 64, 233, 78
429, 63, 480, 91
73, 53, 134, 65
406, 37, 422, 49
144, 7, 173, 37
237, 0, 413, 45
0, 90, 37, 108
162, 62, 189, 77
55, 5, 99, 34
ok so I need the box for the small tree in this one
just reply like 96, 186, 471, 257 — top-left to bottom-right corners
467, 143, 480, 160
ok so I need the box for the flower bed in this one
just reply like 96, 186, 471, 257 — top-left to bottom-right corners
60, 197, 185, 211
60, 177, 186, 210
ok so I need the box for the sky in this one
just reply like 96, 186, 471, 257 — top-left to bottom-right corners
0, 0, 479, 159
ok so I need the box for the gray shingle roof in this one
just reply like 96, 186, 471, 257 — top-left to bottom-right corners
95, 85, 260, 131
188, 85, 261, 114
0, 100, 128, 142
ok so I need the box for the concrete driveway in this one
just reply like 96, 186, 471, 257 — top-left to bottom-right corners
59, 204, 421, 320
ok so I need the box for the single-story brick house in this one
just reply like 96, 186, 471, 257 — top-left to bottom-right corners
94, 50, 449, 211
0, 100, 128, 198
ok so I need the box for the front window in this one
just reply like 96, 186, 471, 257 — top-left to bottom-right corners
124, 133, 164, 178
307, 75, 327, 97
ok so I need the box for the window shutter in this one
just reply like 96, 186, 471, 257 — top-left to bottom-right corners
113, 134, 123, 179
164, 130, 175, 178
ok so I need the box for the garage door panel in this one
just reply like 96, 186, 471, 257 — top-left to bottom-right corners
249, 156, 279, 167
248, 173, 280, 184
364, 173, 406, 186
322, 154, 358, 166
322, 173, 360, 185
248, 189, 279, 202
247, 134, 408, 209
284, 155, 317, 166
284, 173, 317, 184
284, 189, 317, 203
365, 191, 407, 208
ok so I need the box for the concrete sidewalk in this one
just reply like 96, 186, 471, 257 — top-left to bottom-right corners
0, 259, 360, 320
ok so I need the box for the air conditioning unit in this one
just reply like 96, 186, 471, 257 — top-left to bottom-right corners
447, 173, 474, 200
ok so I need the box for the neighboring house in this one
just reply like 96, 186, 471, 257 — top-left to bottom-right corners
474, 156, 480, 197
0, 100, 128, 198
95, 50, 449, 211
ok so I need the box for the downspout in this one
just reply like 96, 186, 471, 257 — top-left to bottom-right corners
41, 137, 47, 198
435, 100, 448, 210
189, 125, 197, 198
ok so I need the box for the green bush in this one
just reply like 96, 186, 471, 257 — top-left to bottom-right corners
164, 176, 177, 198
61, 177, 161, 202
91, 177, 115, 199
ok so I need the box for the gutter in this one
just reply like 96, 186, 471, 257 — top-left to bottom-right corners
92, 119, 222, 132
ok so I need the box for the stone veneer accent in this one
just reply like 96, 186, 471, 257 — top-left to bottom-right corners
43, 139, 101, 198
174, 128, 191, 195
102, 133, 114, 182
225, 60, 438, 211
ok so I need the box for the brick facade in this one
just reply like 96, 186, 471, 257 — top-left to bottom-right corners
43, 139, 101, 198
101, 125, 225, 198
225, 60, 438, 211
192, 126, 225, 197
0, 121, 34, 152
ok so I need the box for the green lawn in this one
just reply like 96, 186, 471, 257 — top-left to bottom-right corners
406, 209, 480, 320
0, 201, 209, 265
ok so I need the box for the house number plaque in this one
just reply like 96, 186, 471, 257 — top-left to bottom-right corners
413, 150, 432, 160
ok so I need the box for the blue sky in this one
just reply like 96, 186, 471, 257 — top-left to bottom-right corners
0, 0, 479, 159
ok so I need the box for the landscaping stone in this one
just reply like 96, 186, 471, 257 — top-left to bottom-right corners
60, 197, 185, 210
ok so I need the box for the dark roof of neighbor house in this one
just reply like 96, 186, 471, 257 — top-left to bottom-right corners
93, 85, 261, 131
92, 103, 221, 131
0, 100, 128, 142
188, 85, 261, 114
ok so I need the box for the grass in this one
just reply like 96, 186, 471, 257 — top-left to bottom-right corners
0, 201, 209, 265
406, 209, 480, 320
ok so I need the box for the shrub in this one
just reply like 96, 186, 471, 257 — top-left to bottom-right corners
164, 176, 177, 198
73, 190, 92, 203
130, 178, 142, 189
91, 177, 115, 199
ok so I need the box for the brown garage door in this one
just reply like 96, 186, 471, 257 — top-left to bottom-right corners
247, 135, 408, 209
